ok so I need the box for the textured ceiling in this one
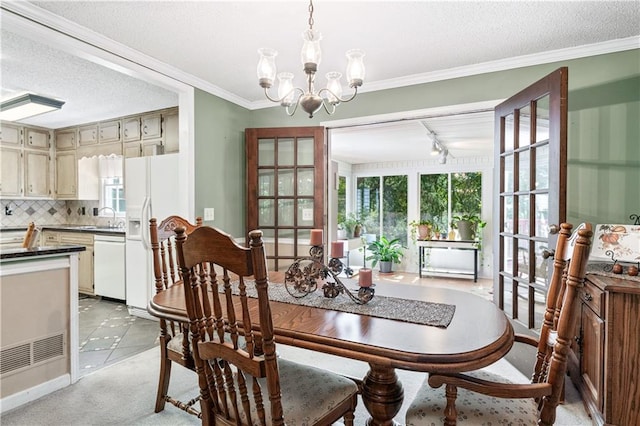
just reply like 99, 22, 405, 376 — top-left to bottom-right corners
1, 1, 638, 163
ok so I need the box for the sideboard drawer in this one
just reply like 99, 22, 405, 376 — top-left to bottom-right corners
580, 278, 604, 317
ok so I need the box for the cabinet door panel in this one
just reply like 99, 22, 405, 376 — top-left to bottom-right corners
1, 123, 22, 145
123, 117, 141, 142
163, 112, 179, 153
24, 151, 50, 197
79, 125, 98, 145
55, 129, 76, 150
0, 147, 22, 196
141, 114, 162, 139
581, 305, 604, 413
56, 151, 77, 199
123, 142, 141, 158
25, 128, 49, 150
99, 120, 121, 143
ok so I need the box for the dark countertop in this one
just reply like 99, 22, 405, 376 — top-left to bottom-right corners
1, 225, 125, 235
1, 245, 86, 260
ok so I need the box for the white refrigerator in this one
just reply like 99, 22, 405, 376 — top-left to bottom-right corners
125, 154, 187, 317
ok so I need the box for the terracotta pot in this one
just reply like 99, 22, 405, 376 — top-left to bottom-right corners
417, 224, 431, 240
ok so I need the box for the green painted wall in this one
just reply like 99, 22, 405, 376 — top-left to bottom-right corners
194, 89, 250, 236
195, 49, 639, 234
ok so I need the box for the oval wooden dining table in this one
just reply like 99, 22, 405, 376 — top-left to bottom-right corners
148, 279, 514, 426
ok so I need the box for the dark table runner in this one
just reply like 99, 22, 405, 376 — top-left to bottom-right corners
227, 280, 456, 328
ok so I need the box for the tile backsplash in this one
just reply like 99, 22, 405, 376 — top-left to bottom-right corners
1, 199, 119, 228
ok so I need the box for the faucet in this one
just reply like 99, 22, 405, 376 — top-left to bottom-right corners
97, 206, 116, 227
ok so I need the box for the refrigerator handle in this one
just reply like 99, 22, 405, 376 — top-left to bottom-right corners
141, 197, 151, 250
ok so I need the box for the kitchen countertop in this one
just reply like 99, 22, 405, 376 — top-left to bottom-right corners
1, 225, 125, 235
0, 245, 86, 260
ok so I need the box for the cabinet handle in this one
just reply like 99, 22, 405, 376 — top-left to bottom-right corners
29, 136, 33, 144
143, 125, 148, 134
584, 293, 593, 302
124, 129, 128, 137
542, 249, 555, 259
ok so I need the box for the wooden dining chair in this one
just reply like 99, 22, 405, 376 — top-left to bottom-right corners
174, 226, 359, 426
149, 215, 202, 415
406, 222, 593, 426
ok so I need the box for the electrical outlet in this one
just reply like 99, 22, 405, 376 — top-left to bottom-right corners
204, 208, 215, 221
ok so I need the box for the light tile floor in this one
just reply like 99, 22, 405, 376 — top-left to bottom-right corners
78, 296, 159, 376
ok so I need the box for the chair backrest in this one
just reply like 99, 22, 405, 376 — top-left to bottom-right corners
533, 222, 593, 423
175, 226, 283, 425
149, 215, 202, 294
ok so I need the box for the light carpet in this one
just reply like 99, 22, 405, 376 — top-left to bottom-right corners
1, 345, 590, 425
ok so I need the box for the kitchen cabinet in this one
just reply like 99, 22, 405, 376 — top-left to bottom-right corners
142, 140, 163, 156
141, 113, 162, 140
42, 230, 94, 295
78, 124, 98, 146
55, 128, 77, 150
163, 111, 179, 153
568, 273, 640, 426
123, 117, 141, 142
0, 122, 23, 145
25, 128, 49, 150
24, 150, 50, 197
0, 147, 22, 197
99, 120, 121, 144
123, 142, 141, 158
55, 151, 77, 199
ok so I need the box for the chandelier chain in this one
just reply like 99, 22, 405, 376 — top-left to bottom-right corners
308, 0, 314, 30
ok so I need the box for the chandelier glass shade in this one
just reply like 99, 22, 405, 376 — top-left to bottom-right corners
257, 0, 365, 118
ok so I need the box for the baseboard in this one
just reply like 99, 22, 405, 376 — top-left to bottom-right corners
127, 306, 158, 321
0, 374, 70, 414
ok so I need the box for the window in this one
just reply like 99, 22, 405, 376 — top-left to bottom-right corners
102, 176, 126, 216
419, 171, 482, 234
337, 175, 347, 225
356, 175, 408, 245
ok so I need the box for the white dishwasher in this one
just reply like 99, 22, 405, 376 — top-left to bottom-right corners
94, 234, 126, 300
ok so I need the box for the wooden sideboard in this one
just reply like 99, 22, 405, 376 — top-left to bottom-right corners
568, 273, 640, 426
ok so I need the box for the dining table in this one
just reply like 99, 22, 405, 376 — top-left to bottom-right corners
148, 276, 514, 426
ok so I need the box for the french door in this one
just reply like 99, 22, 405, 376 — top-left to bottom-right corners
246, 126, 325, 272
494, 67, 568, 330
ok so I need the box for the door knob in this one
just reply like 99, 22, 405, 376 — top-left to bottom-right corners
542, 249, 555, 259
548, 224, 559, 234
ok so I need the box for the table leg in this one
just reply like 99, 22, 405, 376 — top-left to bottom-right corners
361, 364, 404, 426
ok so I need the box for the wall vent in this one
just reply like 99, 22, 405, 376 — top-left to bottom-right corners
0, 333, 66, 377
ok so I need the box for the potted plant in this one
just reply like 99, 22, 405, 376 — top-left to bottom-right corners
409, 219, 433, 242
452, 213, 486, 241
342, 213, 363, 238
365, 236, 405, 273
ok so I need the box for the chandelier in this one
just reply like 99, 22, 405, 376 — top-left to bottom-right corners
257, 0, 365, 118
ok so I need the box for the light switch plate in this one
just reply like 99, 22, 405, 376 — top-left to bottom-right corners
204, 208, 215, 221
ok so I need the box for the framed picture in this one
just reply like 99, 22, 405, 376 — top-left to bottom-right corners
590, 224, 640, 263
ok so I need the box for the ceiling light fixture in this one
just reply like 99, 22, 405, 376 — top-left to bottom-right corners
257, 0, 365, 118
0, 93, 65, 122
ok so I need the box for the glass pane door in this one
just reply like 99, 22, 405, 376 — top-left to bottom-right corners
494, 68, 568, 330
246, 127, 325, 271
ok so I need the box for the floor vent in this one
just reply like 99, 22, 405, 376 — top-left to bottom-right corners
0, 333, 66, 377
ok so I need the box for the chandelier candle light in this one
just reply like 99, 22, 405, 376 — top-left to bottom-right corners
257, 0, 365, 118
284, 229, 375, 304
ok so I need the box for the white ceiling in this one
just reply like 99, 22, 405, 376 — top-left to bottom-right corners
1, 1, 638, 164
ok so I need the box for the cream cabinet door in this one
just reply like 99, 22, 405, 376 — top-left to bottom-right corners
25, 128, 49, 150
0, 147, 22, 197
123, 142, 141, 158
163, 112, 179, 153
55, 128, 77, 150
24, 150, 50, 197
1, 123, 22, 146
123, 117, 141, 142
99, 120, 121, 143
79, 124, 98, 146
142, 140, 163, 156
59, 232, 94, 295
56, 151, 77, 199
141, 114, 162, 140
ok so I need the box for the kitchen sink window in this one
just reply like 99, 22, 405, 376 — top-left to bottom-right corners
99, 155, 125, 217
